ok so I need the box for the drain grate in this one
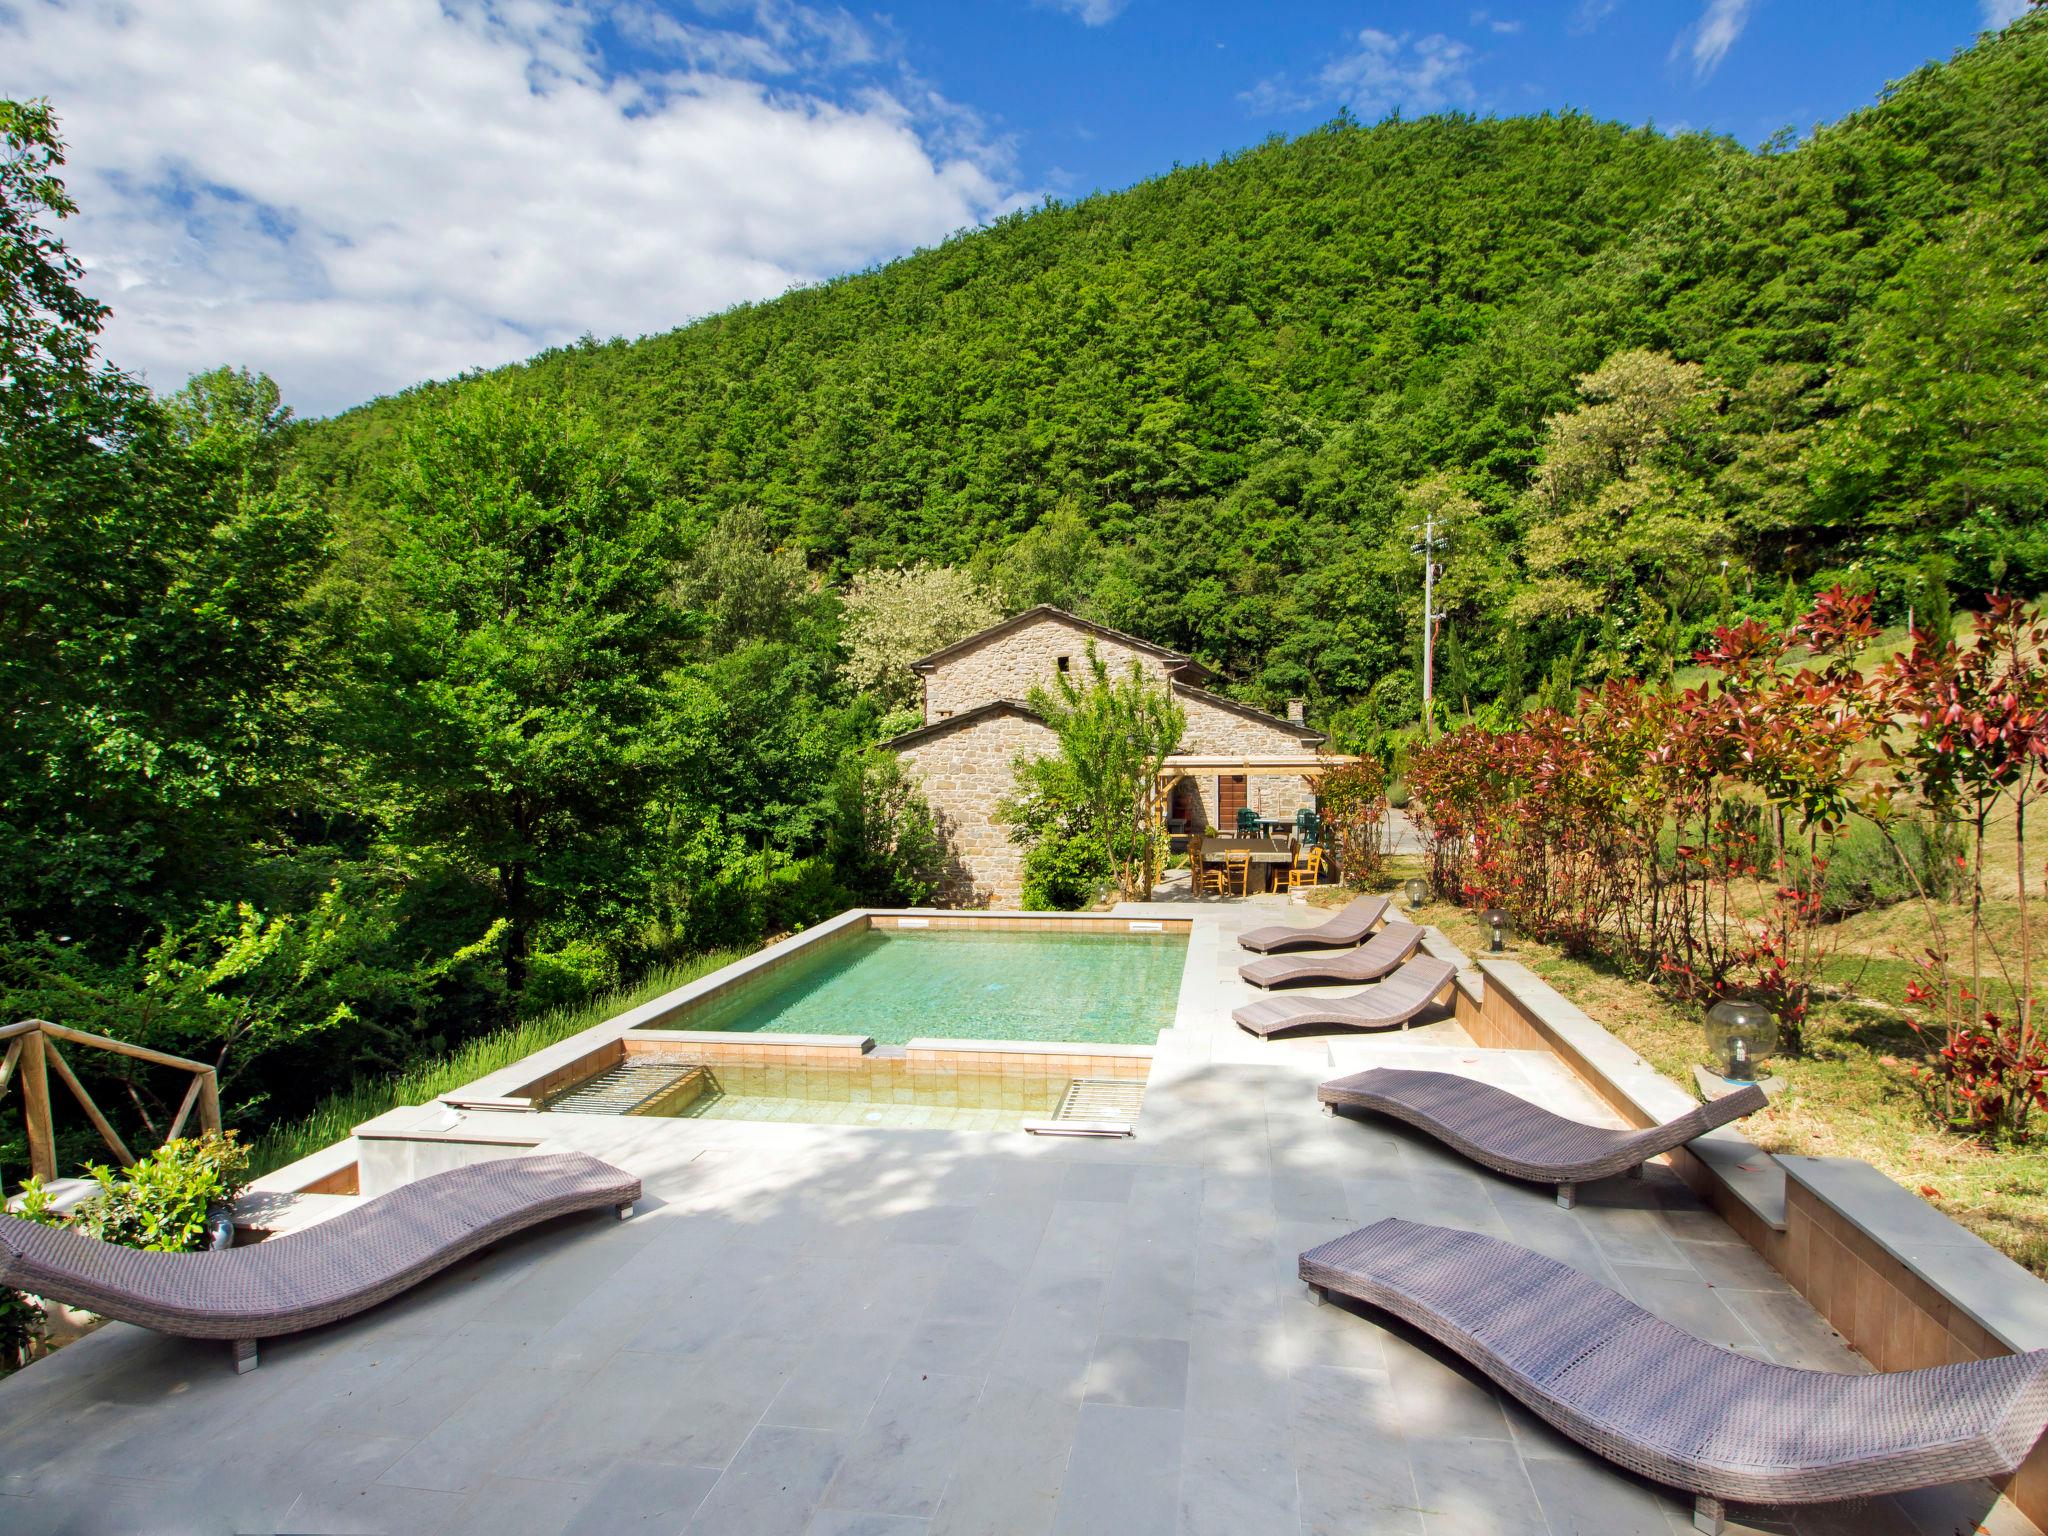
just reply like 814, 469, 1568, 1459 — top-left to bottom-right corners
546, 1060, 710, 1116
1024, 1077, 1145, 1137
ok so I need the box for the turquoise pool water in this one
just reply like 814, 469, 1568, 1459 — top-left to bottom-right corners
651, 928, 1187, 1045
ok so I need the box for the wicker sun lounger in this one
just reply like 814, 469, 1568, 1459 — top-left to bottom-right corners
1317, 1065, 1767, 1208
1237, 894, 1391, 954
1233, 956, 1457, 1038
0, 1151, 640, 1372
1301, 1218, 2048, 1534
1238, 921, 1423, 989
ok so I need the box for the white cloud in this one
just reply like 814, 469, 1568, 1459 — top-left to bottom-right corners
1039, 0, 1128, 25
1243, 29, 1477, 121
619, 0, 882, 75
1320, 30, 1477, 119
1678, 0, 1754, 79
1980, 0, 2030, 27
1469, 9, 1524, 34
0, 0, 1021, 414
1570, 0, 1620, 35
1238, 75, 1320, 116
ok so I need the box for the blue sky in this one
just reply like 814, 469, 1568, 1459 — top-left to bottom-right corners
0, 1, 2021, 414
790, 1, 2013, 200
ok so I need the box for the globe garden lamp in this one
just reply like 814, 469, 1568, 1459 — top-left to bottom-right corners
1705, 999, 1779, 1084
1404, 877, 1428, 910
1482, 908, 1511, 952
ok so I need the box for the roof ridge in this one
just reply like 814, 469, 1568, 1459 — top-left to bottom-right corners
908, 605, 1196, 674
881, 696, 1043, 749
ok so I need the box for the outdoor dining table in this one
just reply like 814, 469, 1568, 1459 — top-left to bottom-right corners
1195, 836, 1296, 893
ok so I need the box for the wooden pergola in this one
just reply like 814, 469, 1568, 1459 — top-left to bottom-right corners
1158, 751, 1358, 783
0, 1019, 221, 1183
1154, 751, 1358, 828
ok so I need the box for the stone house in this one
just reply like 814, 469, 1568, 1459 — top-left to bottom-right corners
886, 606, 1324, 905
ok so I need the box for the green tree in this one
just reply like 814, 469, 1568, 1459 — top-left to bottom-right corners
668, 508, 832, 650
0, 98, 107, 417
825, 749, 946, 907
1512, 351, 1731, 671
1018, 832, 1112, 912
7, 885, 500, 1129
1815, 212, 2048, 590
980, 499, 1101, 613
1013, 645, 1186, 902
162, 365, 294, 478
290, 23, 2048, 727
0, 120, 324, 941
329, 382, 684, 1000
0, 403, 325, 936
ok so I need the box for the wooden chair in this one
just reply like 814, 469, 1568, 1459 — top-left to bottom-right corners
1189, 835, 1228, 897
1281, 846, 1323, 892
1223, 850, 1253, 897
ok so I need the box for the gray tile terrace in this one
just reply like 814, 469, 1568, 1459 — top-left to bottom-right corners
0, 898, 2036, 1536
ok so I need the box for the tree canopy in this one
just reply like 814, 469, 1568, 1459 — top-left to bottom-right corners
301, 15, 2048, 739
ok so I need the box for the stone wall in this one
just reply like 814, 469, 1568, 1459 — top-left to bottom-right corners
1179, 694, 1305, 756
1463, 954, 2048, 1532
906, 616, 1322, 902
922, 616, 1177, 721
896, 709, 1057, 905
1176, 693, 1317, 829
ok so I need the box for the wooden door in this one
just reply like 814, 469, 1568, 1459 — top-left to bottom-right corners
1218, 775, 1247, 826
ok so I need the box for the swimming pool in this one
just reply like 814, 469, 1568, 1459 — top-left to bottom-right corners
635, 925, 1187, 1046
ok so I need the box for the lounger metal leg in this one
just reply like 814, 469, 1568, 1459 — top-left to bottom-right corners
615, 1201, 635, 1220
1692, 1494, 1725, 1534
231, 1339, 258, 1374
1319, 1101, 1335, 1116
1555, 1182, 1578, 1210
1306, 1283, 1327, 1306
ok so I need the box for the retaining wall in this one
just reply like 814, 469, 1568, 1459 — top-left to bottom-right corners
1460, 952, 2048, 1526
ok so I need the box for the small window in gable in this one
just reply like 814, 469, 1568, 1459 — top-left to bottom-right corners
1056, 655, 1071, 674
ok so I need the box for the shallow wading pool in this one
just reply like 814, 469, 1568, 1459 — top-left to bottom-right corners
542, 1055, 1093, 1130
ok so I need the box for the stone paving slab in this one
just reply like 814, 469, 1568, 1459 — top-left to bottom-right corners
0, 896, 2035, 1535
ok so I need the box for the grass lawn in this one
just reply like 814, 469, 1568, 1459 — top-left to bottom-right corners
1322, 863, 2048, 1277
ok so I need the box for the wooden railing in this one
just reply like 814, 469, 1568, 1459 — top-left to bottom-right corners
0, 1019, 220, 1182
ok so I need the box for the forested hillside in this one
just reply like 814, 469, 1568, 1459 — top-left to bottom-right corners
3, 16, 2045, 1169
306, 14, 2048, 739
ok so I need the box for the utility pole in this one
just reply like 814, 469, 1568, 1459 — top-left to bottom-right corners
1411, 514, 1443, 738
